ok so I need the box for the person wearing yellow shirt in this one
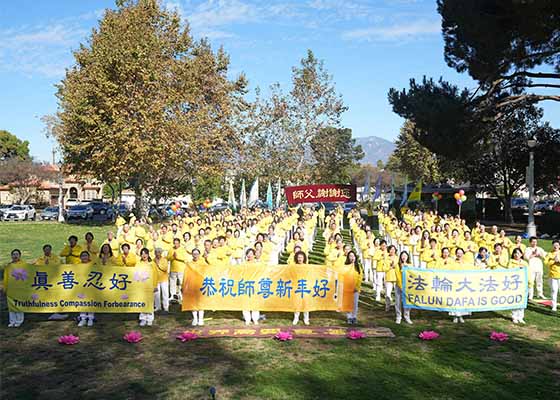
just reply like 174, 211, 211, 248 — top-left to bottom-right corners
394, 251, 413, 324
229, 230, 245, 265
82, 232, 99, 258
118, 224, 136, 248
242, 248, 262, 325
343, 250, 363, 324
167, 238, 187, 303
134, 238, 145, 257
95, 244, 116, 266
5, 249, 26, 327
76, 251, 96, 327
435, 247, 455, 269
116, 243, 137, 267
137, 248, 157, 326
509, 247, 528, 323
421, 239, 440, 269
153, 247, 170, 313
545, 240, 560, 312
134, 220, 147, 243
182, 232, 195, 262
512, 235, 527, 255
185, 248, 208, 326
461, 231, 477, 266
60, 235, 83, 264
115, 214, 126, 235
524, 236, 546, 300
488, 243, 509, 269
292, 251, 311, 325
374, 240, 388, 302
383, 245, 399, 311
103, 231, 121, 255
497, 230, 513, 253
34, 244, 61, 266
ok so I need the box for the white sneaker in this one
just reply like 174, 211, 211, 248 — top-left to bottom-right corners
552, 307, 557, 312
459, 317, 465, 323
198, 319, 204, 326
513, 319, 518, 324
8, 323, 14, 328
539, 295, 546, 299
147, 320, 153, 326
292, 318, 299, 325
453, 318, 459, 324
395, 318, 402, 324
13, 323, 22, 328
404, 317, 413, 325
87, 318, 94, 327
244, 320, 251, 326
192, 319, 198, 326
518, 319, 526, 324
303, 319, 310, 326
78, 319, 87, 327
253, 321, 259, 326
139, 320, 147, 327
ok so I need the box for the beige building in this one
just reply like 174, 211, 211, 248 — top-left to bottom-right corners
0, 164, 103, 206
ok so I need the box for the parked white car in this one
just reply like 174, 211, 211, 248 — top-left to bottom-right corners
2, 205, 36, 221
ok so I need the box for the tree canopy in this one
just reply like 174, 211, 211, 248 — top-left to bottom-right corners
0, 130, 30, 161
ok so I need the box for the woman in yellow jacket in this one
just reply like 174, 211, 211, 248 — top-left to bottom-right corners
242, 248, 262, 325
394, 251, 413, 324
292, 251, 310, 325
421, 238, 440, 269
60, 235, 83, 264
34, 244, 61, 266
82, 232, 99, 259
5, 249, 26, 327
95, 244, 117, 266
116, 243, 137, 267
374, 240, 388, 302
137, 248, 157, 326
229, 229, 245, 265
383, 245, 399, 311
186, 248, 208, 326
343, 250, 362, 324
167, 238, 187, 303
545, 240, 560, 312
509, 247, 528, 323
153, 247, 170, 313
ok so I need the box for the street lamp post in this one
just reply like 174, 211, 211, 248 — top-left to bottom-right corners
527, 138, 537, 237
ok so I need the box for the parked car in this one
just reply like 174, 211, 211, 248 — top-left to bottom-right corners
535, 200, 555, 211
553, 201, 560, 213
41, 206, 62, 221
67, 204, 94, 220
2, 205, 36, 221
89, 201, 115, 221
343, 202, 357, 212
65, 198, 81, 209
208, 202, 231, 213
511, 198, 528, 210
0, 204, 13, 219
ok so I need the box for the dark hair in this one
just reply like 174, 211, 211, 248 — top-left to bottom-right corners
99, 243, 113, 258
80, 251, 90, 259
121, 243, 131, 251
429, 238, 437, 244
380, 239, 387, 245
345, 250, 361, 273
294, 250, 307, 264
68, 235, 78, 242
42, 244, 52, 251
529, 236, 538, 242
399, 251, 410, 265
511, 248, 523, 259
455, 247, 465, 255
85, 232, 94, 240
552, 240, 559, 246
245, 248, 256, 257
192, 248, 201, 255
478, 246, 487, 253
441, 247, 450, 256
173, 238, 181, 244
493, 243, 502, 249
11, 249, 21, 257
140, 248, 151, 261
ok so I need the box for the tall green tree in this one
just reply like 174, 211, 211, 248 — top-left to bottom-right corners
386, 121, 443, 184
310, 127, 363, 184
53, 0, 246, 216
0, 130, 30, 161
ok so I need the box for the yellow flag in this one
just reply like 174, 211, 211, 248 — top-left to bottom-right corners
407, 181, 422, 203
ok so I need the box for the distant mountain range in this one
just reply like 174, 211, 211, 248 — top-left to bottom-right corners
354, 136, 395, 165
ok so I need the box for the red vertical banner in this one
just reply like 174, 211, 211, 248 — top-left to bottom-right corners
284, 184, 357, 205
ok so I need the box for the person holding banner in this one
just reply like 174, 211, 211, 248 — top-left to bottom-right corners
344, 250, 362, 324
5, 249, 25, 327
78, 251, 96, 327
509, 248, 528, 323
242, 248, 261, 325
153, 247, 170, 314
187, 248, 207, 326
292, 251, 311, 325
137, 248, 155, 327
448, 248, 471, 324
545, 240, 560, 312
394, 251, 413, 325
60, 235, 82, 264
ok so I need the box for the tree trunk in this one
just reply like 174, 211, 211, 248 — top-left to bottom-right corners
133, 183, 144, 219
503, 194, 514, 224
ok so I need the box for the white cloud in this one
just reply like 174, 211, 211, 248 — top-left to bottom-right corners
342, 19, 440, 41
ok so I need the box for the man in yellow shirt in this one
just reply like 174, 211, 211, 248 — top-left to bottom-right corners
115, 243, 137, 267
545, 240, 560, 312
167, 238, 187, 302
59, 235, 82, 264
34, 244, 61, 265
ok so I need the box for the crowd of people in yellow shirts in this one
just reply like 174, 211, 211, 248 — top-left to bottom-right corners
348, 208, 559, 325
5, 205, 364, 328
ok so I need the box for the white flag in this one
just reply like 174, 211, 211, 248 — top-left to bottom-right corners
248, 177, 259, 206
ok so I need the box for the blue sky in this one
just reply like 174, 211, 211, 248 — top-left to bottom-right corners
1, 0, 558, 162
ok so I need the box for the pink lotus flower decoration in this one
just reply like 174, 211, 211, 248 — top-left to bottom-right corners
58, 335, 80, 345
77, 293, 86, 299
490, 331, 509, 342
123, 331, 143, 343
133, 270, 150, 282
347, 330, 366, 340
31, 293, 39, 300
274, 331, 293, 341
120, 294, 129, 300
12, 268, 28, 281
176, 331, 198, 342
418, 330, 440, 340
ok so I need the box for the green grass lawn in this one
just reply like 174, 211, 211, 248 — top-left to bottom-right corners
1, 223, 559, 400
